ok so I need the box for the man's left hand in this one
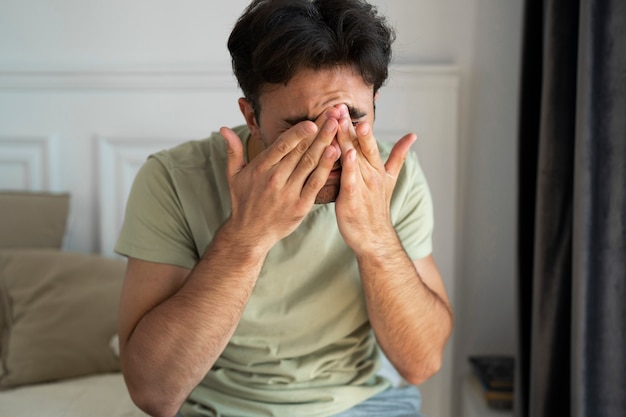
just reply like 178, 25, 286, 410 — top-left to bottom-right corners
334, 104, 416, 254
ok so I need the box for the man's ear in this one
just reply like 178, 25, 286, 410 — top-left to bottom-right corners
238, 98, 260, 138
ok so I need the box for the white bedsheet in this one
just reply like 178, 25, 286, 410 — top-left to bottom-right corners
0, 365, 404, 417
0, 373, 149, 417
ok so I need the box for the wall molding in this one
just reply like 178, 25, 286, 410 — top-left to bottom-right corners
0, 135, 59, 190
0, 66, 238, 91
0, 64, 457, 91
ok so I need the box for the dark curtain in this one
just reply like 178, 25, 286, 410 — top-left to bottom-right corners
517, 0, 626, 416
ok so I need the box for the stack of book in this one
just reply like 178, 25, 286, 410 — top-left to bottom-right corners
468, 355, 514, 410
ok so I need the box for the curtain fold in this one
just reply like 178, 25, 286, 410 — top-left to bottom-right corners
573, 1, 626, 415
517, 1, 626, 416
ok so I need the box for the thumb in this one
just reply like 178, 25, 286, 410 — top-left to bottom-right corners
220, 127, 246, 179
385, 133, 416, 178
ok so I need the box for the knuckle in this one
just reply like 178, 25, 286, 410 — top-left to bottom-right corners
251, 164, 265, 178
266, 170, 282, 188
343, 183, 357, 196
274, 139, 290, 154
294, 139, 310, 155
306, 174, 325, 191
299, 152, 317, 170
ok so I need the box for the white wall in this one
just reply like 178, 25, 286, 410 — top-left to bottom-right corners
0, 1, 523, 416
448, 3, 523, 416
382, 1, 523, 413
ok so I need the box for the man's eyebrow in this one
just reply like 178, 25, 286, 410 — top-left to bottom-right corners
346, 105, 367, 119
284, 115, 316, 126
284, 106, 367, 126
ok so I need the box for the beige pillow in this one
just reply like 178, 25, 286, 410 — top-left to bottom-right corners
0, 192, 70, 368
0, 191, 70, 250
0, 249, 126, 389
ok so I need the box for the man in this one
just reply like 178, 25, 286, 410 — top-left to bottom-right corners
115, 1, 453, 416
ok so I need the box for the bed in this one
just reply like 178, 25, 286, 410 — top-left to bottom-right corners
0, 191, 148, 417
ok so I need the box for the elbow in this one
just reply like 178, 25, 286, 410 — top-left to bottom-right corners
127, 383, 184, 417
120, 346, 188, 417
402, 313, 453, 385
400, 353, 443, 386
123, 367, 186, 417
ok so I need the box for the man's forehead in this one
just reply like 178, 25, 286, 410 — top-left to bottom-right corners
255, 66, 375, 119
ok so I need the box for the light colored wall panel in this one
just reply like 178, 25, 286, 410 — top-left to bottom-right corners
0, 136, 59, 190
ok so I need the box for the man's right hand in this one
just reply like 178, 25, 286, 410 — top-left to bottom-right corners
219, 110, 340, 251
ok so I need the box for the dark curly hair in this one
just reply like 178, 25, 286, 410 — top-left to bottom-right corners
227, 0, 396, 113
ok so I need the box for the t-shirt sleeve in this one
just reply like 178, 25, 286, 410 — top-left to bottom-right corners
114, 155, 198, 269
390, 150, 434, 260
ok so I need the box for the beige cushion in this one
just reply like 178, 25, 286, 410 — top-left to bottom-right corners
0, 249, 126, 389
0, 191, 70, 250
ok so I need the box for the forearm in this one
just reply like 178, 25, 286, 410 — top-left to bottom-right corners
121, 222, 268, 417
356, 232, 452, 385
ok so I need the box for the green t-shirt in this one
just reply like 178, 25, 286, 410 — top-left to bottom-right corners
115, 126, 434, 417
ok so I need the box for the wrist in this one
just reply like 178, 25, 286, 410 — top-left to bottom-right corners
352, 227, 401, 261
205, 218, 272, 263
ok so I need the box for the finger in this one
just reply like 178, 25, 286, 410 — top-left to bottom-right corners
263, 121, 318, 167
385, 133, 417, 178
336, 116, 357, 156
317, 106, 342, 130
354, 122, 382, 167
289, 117, 339, 184
301, 145, 338, 201
338, 148, 358, 199
220, 126, 246, 179
283, 106, 341, 167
